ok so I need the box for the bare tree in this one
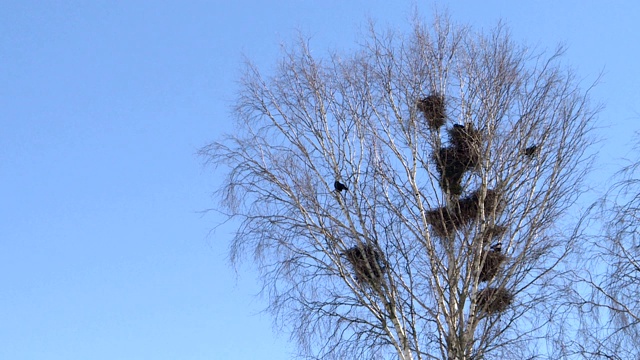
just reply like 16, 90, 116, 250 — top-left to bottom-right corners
202, 14, 597, 360
573, 140, 640, 360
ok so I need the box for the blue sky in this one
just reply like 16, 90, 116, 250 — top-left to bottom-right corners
1, 1, 638, 359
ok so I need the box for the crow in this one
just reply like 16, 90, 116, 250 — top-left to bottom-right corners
524, 145, 538, 157
334, 180, 348, 192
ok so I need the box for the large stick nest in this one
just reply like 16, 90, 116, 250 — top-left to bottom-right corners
433, 124, 485, 195
433, 147, 467, 195
416, 94, 446, 129
475, 287, 514, 314
425, 207, 459, 238
479, 250, 507, 282
425, 189, 504, 237
448, 123, 484, 163
456, 189, 505, 222
343, 244, 386, 286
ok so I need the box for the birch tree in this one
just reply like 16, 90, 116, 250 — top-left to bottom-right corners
202, 14, 597, 360
574, 142, 640, 360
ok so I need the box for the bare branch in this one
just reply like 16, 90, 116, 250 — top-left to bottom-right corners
203, 13, 598, 360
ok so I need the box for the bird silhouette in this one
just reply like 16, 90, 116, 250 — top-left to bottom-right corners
524, 145, 538, 157
490, 242, 502, 253
334, 180, 348, 192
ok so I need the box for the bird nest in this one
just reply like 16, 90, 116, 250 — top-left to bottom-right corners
417, 94, 446, 129
426, 207, 459, 238
449, 123, 483, 151
426, 189, 504, 238
432, 124, 485, 195
448, 124, 483, 168
475, 287, 513, 314
433, 147, 467, 195
343, 244, 386, 285
479, 251, 507, 282
455, 189, 505, 223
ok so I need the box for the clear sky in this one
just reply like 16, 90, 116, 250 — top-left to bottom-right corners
1, 1, 638, 359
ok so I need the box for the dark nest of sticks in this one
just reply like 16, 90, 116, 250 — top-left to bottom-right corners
343, 244, 386, 286
426, 207, 459, 238
455, 189, 504, 223
449, 123, 483, 150
476, 287, 514, 314
426, 190, 504, 238
479, 251, 507, 282
433, 147, 467, 195
448, 124, 483, 168
417, 94, 446, 129
432, 124, 485, 195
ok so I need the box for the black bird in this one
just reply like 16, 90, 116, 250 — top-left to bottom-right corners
334, 180, 348, 192
524, 145, 538, 157
490, 242, 502, 253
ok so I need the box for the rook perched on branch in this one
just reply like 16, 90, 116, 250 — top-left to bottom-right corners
524, 145, 539, 157
334, 180, 348, 192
